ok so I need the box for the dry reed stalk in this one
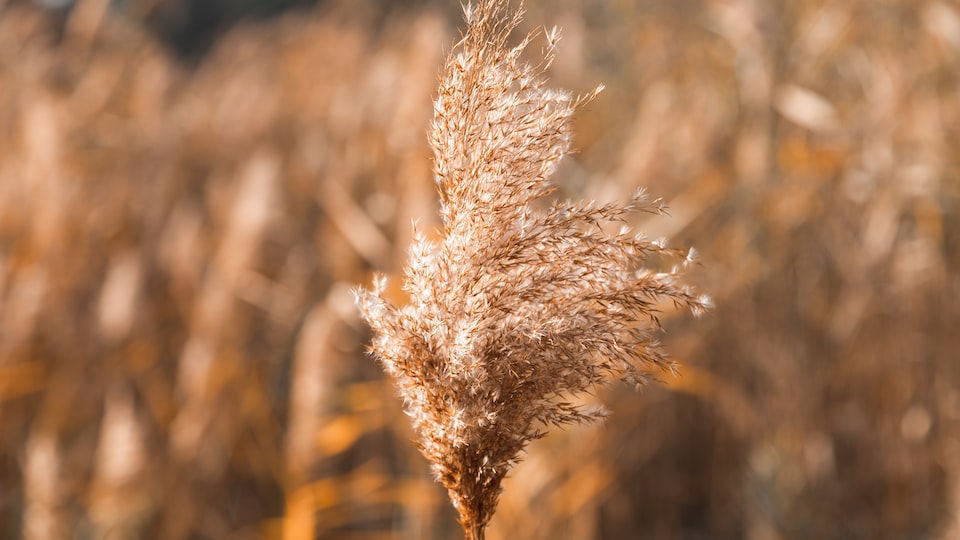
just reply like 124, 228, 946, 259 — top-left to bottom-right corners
355, 1, 709, 537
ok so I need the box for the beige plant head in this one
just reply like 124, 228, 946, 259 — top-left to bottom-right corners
355, 1, 710, 537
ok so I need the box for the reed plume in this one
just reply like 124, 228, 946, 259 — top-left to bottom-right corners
355, 1, 709, 537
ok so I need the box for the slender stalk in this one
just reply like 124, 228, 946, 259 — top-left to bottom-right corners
466, 523, 485, 540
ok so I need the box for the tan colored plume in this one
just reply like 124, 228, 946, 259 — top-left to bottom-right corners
355, 1, 709, 538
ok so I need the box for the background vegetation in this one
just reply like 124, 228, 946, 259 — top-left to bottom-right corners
1, 0, 958, 538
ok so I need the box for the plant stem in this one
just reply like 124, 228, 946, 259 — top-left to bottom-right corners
465, 523, 485, 540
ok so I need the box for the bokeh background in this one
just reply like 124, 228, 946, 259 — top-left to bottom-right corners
1, 0, 959, 538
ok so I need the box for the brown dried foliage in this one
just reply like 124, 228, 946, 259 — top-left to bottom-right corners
355, 1, 708, 537
2, 0, 960, 539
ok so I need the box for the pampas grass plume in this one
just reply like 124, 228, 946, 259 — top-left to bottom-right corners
356, 1, 709, 537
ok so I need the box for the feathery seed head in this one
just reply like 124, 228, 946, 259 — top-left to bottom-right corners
355, 1, 708, 536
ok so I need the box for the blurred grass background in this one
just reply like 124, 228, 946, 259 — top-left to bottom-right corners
1, 0, 959, 538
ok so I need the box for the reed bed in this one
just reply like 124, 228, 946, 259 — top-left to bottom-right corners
0, 0, 958, 539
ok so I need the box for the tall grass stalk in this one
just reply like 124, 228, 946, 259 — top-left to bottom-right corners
355, 1, 709, 537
